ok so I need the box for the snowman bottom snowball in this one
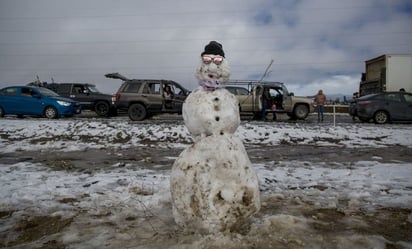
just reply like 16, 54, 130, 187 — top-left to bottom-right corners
170, 135, 261, 233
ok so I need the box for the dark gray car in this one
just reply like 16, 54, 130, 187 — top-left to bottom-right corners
355, 91, 412, 124
45, 83, 117, 117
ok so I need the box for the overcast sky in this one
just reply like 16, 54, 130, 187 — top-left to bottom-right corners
0, 0, 411, 96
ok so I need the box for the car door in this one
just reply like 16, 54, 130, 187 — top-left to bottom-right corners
279, 85, 292, 112
234, 87, 253, 112
165, 82, 186, 111
70, 84, 93, 109
0, 87, 19, 113
252, 85, 263, 112
17, 87, 45, 115
143, 81, 163, 111
399, 93, 412, 120
383, 93, 405, 120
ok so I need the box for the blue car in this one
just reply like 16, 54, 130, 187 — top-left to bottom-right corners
0, 86, 81, 119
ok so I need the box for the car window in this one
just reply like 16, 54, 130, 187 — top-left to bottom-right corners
0, 87, 18, 96
142, 82, 161, 94
149, 82, 161, 94
87, 86, 100, 93
226, 87, 237, 95
123, 82, 141, 93
268, 87, 282, 98
373, 94, 385, 100
402, 93, 412, 103
56, 84, 71, 94
73, 85, 84, 94
170, 85, 178, 94
269, 88, 277, 98
142, 84, 150, 93
164, 83, 180, 95
21, 87, 34, 97
226, 87, 249, 95
237, 88, 249, 95
384, 93, 401, 102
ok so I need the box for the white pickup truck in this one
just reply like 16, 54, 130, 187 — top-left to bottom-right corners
226, 80, 315, 120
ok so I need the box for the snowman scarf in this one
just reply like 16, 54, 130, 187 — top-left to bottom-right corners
198, 79, 225, 91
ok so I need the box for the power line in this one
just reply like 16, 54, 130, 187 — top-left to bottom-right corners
1, 43, 410, 57
0, 60, 367, 72
0, 31, 410, 46
0, 5, 386, 21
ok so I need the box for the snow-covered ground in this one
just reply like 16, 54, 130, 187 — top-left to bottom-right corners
1, 118, 411, 152
0, 117, 411, 249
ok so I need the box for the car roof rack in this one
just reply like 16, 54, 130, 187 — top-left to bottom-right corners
227, 80, 284, 90
228, 80, 283, 85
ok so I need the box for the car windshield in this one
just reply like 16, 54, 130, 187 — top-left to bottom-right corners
359, 93, 379, 100
227, 87, 249, 95
37, 87, 60, 97
87, 86, 100, 93
263, 85, 285, 97
403, 93, 412, 103
279, 85, 289, 95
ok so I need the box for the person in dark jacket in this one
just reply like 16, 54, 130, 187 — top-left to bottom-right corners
261, 87, 276, 121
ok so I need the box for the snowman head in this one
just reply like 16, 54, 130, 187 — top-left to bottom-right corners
196, 41, 230, 91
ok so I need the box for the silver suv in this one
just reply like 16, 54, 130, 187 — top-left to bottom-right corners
106, 73, 190, 121
226, 80, 315, 120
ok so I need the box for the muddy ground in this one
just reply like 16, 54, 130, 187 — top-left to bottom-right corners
2, 144, 412, 170
1, 144, 411, 249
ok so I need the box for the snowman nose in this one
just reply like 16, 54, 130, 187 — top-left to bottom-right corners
207, 62, 218, 72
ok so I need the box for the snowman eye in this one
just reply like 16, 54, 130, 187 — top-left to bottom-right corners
202, 56, 212, 64
202, 56, 223, 65
212, 57, 223, 65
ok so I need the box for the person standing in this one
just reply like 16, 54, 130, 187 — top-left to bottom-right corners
314, 89, 327, 122
261, 87, 276, 121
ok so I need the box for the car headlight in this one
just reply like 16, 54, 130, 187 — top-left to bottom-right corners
57, 100, 71, 106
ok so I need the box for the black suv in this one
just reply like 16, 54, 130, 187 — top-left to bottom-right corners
106, 73, 190, 121
45, 83, 117, 117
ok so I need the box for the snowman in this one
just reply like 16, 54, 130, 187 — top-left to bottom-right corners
170, 41, 260, 233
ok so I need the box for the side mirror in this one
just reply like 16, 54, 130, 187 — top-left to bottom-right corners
289, 92, 294, 96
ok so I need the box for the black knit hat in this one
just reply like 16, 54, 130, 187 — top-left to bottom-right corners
201, 41, 225, 58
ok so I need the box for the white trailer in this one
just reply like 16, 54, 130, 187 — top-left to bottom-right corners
359, 54, 412, 96
385, 55, 412, 92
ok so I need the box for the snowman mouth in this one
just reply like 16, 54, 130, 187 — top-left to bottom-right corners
208, 73, 219, 79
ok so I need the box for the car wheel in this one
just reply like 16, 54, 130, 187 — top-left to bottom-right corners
44, 106, 58, 119
95, 101, 110, 117
373, 110, 389, 124
293, 104, 309, 119
0, 106, 4, 117
128, 103, 147, 121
